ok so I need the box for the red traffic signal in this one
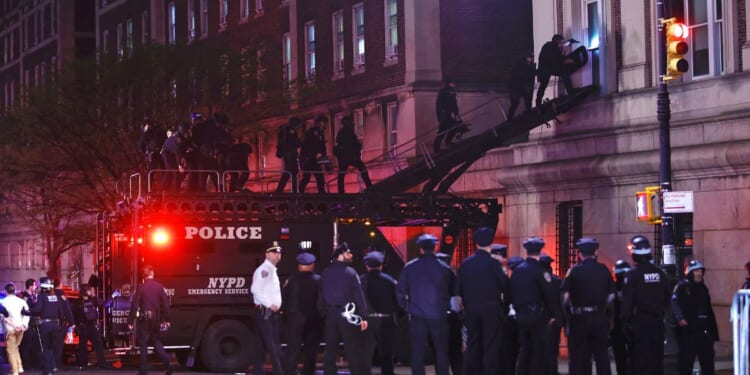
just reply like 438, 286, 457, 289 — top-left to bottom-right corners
664, 18, 690, 79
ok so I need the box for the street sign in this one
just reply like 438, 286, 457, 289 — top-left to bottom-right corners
663, 191, 694, 213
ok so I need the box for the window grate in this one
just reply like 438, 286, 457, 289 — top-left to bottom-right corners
555, 201, 582, 276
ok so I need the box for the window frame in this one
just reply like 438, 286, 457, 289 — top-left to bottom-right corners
220, 0, 229, 29
384, 0, 398, 61
282, 33, 292, 84
188, 0, 197, 41
684, 0, 724, 78
385, 103, 397, 157
201, 0, 209, 37
168, 2, 176, 44
304, 21, 316, 80
332, 10, 345, 76
352, 3, 365, 70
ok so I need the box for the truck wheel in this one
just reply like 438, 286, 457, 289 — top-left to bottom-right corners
199, 320, 254, 372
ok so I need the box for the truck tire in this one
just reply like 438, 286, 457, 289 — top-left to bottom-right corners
199, 320, 254, 372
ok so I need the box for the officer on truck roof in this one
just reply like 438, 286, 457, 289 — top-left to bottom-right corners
250, 241, 284, 375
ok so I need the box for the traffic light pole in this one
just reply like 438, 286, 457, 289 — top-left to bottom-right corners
656, 0, 675, 274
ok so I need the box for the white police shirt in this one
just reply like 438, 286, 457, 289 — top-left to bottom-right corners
251, 259, 282, 308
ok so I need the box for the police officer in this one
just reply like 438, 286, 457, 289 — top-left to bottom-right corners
539, 254, 562, 375
434, 79, 460, 153
503, 256, 524, 375
161, 122, 192, 192
320, 243, 369, 375
536, 34, 577, 107
299, 116, 329, 194
128, 265, 172, 375
621, 235, 670, 375
17, 279, 39, 370
28, 277, 66, 375
456, 227, 508, 375
276, 117, 303, 193
282, 251, 323, 375
138, 118, 167, 171
104, 283, 132, 348
435, 252, 463, 375
73, 285, 108, 369
672, 260, 719, 375
507, 52, 536, 120
743, 261, 750, 289
360, 251, 398, 375
52, 279, 73, 371
224, 135, 253, 192
611, 260, 631, 375
334, 116, 372, 193
510, 237, 562, 375
561, 238, 615, 375
250, 241, 284, 375
397, 234, 453, 375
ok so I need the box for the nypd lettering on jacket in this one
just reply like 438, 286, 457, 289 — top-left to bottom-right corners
644, 272, 661, 283
184, 226, 262, 240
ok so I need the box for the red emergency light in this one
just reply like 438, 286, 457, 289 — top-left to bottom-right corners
151, 227, 171, 247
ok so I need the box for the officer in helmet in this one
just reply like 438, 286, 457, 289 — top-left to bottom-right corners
28, 277, 67, 375
671, 260, 718, 375
610, 260, 632, 375
510, 237, 562, 375
561, 238, 615, 375
620, 235, 670, 375
743, 261, 750, 289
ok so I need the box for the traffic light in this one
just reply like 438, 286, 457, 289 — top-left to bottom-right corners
635, 186, 661, 224
664, 18, 689, 79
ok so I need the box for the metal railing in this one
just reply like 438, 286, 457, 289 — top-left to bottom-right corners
731, 289, 750, 375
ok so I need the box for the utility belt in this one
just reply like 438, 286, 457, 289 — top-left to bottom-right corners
368, 313, 392, 318
38, 318, 60, 326
254, 304, 275, 320
570, 305, 602, 315
137, 309, 157, 321
515, 304, 544, 315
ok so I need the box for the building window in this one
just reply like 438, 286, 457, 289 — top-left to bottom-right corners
117, 23, 123, 57
384, 0, 398, 60
352, 3, 365, 69
584, 0, 601, 87
241, 0, 250, 18
556, 201, 583, 276
101, 29, 109, 53
257, 132, 266, 176
220, 0, 229, 29
282, 33, 292, 84
332, 10, 345, 75
126, 18, 134, 55
201, 0, 209, 37
188, 0, 197, 40
684, 0, 724, 77
385, 103, 397, 156
255, 0, 264, 15
142, 11, 150, 45
304, 22, 316, 79
168, 2, 176, 44
256, 45, 266, 99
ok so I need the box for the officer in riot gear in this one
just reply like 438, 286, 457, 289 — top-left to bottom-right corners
621, 235, 670, 375
509, 237, 562, 375
299, 116, 329, 193
192, 115, 232, 191
139, 119, 167, 172
397, 234, 453, 375
52, 279, 73, 371
562, 238, 615, 375
128, 265, 172, 375
335, 116, 372, 193
28, 277, 67, 375
672, 260, 718, 375
282, 252, 322, 375
225, 135, 253, 192
456, 228, 508, 375
361, 251, 399, 375
611, 260, 632, 375
539, 254, 562, 375
434, 79, 461, 153
104, 283, 132, 348
73, 285, 108, 369
320, 242, 370, 375
161, 123, 192, 192
275, 117, 303, 193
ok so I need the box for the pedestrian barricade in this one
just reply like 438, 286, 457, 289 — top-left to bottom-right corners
731, 289, 750, 375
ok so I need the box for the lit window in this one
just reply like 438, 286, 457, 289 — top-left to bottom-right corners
332, 10, 345, 74
201, 0, 209, 36
142, 11, 150, 45
282, 33, 292, 84
126, 18, 134, 54
241, 0, 250, 18
168, 2, 176, 44
188, 0, 197, 40
584, 0, 601, 87
255, 0, 264, 15
352, 3, 365, 69
684, 0, 724, 77
220, 0, 229, 28
304, 22, 316, 79
384, 0, 398, 60
386, 103, 397, 156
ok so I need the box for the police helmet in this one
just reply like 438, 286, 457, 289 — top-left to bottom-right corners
685, 259, 706, 276
628, 235, 652, 255
522, 237, 545, 255
39, 277, 53, 290
576, 237, 599, 255
613, 260, 631, 275
416, 234, 438, 251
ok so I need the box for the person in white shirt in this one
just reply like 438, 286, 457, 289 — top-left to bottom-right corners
249, 241, 284, 375
2, 282, 30, 375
